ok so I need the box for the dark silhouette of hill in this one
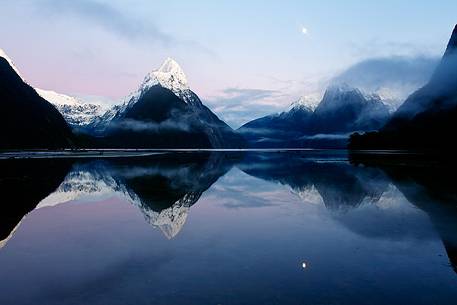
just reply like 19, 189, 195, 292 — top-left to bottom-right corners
349, 25, 457, 150
0, 57, 74, 149
349, 152, 457, 273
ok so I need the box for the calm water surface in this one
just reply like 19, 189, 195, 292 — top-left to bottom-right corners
0, 151, 456, 305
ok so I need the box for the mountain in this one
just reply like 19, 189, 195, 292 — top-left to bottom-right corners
34, 152, 236, 239
36, 89, 107, 127
239, 85, 390, 148
86, 58, 244, 148
312, 84, 390, 133
0, 153, 232, 243
331, 56, 439, 111
0, 50, 74, 149
238, 97, 314, 146
237, 152, 388, 212
349, 152, 457, 272
349, 25, 457, 150
0, 49, 22, 77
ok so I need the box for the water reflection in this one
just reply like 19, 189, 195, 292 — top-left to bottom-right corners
240, 152, 457, 271
350, 153, 457, 273
237, 152, 390, 212
6, 153, 237, 240
0, 159, 72, 247
0, 151, 456, 304
2, 152, 457, 253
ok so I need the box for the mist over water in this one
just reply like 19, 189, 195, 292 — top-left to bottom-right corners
0, 151, 456, 305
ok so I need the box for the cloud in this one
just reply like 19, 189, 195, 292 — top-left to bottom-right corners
298, 133, 352, 140
38, 0, 171, 45
349, 37, 441, 59
332, 56, 439, 108
35, 0, 216, 56
109, 118, 191, 132
206, 55, 441, 128
221, 88, 279, 99
204, 87, 288, 128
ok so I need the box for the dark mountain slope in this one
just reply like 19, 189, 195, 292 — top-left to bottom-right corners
97, 85, 244, 148
312, 85, 390, 134
81, 58, 245, 149
238, 104, 314, 146
0, 57, 74, 149
349, 25, 457, 150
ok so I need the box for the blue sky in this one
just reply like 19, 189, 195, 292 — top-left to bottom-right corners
1, 0, 456, 127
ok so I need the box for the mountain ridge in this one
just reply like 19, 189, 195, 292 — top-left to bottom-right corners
239, 84, 390, 148
349, 24, 457, 150
0, 56, 74, 149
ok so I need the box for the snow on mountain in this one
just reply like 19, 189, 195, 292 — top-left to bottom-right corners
287, 95, 320, 112
0, 48, 23, 79
36, 88, 108, 126
318, 83, 387, 110
122, 57, 191, 108
36, 88, 82, 107
325, 83, 398, 113
144, 57, 189, 95
323, 83, 362, 101
0, 48, 108, 127
90, 57, 197, 131
283, 84, 390, 117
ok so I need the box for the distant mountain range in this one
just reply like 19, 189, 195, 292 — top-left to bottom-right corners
239, 84, 390, 148
0, 53, 244, 149
1, 24, 455, 150
349, 25, 457, 150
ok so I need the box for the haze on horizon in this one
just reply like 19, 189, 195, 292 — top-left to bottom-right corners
1, 0, 456, 127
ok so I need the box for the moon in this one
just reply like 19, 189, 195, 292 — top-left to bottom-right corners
301, 27, 308, 35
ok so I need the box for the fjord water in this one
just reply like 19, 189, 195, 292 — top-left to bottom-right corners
0, 152, 456, 305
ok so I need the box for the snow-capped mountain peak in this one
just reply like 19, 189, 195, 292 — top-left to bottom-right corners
288, 95, 319, 112
92, 57, 194, 129
326, 83, 398, 108
140, 57, 189, 98
0, 48, 23, 79
158, 57, 187, 77
320, 83, 369, 107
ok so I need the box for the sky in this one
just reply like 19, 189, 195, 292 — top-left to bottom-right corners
1, 0, 456, 127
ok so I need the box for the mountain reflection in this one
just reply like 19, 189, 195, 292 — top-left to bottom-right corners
238, 151, 457, 273
237, 152, 389, 212
0, 159, 72, 247
1, 151, 457, 274
350, 153, 457, 273
39, 152, 238, 239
